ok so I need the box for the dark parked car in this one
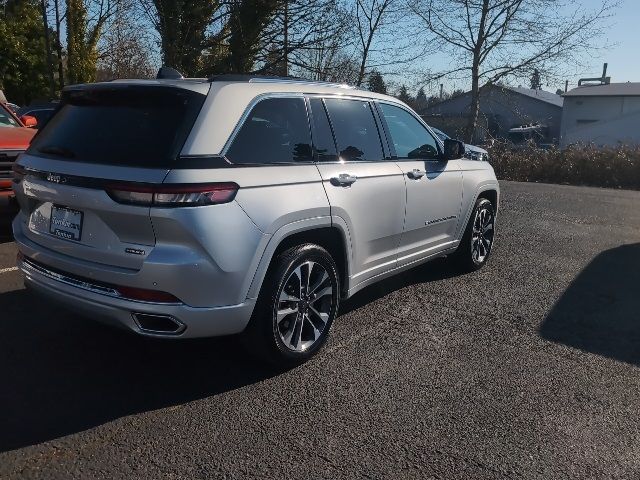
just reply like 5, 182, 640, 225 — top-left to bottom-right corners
16, 103, 58, 129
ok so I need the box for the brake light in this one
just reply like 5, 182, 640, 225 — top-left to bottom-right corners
105, 182, 239, 207
116, 286, 181, 304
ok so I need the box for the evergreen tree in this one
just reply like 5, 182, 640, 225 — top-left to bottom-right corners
367, 70, 387, 94
151, 0, 221, 76
0, 0, 52, 104
530, 68, 542, 90
415, 86, 427, 110
66, 0, 112, 84
397, 84, 412, 105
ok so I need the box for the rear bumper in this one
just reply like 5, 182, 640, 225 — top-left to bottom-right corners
19, 255, 256, 338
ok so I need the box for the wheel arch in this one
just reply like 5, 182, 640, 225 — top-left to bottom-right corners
246, 219, 352, 300
457, 181, 500, 241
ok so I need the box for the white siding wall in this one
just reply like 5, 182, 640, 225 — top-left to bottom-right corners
561, 96, 640, 147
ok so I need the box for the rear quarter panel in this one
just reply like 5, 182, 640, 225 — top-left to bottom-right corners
163, 165, 331, 301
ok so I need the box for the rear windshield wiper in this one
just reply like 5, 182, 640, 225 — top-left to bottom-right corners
37, 146, 75, 158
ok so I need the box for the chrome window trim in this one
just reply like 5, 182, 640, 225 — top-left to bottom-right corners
219, 91, 444, 167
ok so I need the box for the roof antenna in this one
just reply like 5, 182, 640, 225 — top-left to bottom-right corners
157, 66, 184, 80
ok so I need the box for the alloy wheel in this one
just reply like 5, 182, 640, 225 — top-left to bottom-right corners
275, 261, 334, 352
471, 203, 494, 264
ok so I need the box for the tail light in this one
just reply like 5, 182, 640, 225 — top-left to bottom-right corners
105, 182, 239, 207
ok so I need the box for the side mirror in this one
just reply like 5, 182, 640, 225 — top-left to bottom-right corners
20, 115, 38, 128
443, 138, 465, 160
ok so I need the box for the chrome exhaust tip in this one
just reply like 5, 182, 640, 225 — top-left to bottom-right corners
132, 313, 186, 335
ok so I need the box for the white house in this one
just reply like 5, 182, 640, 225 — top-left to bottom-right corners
560, 83, 640, 148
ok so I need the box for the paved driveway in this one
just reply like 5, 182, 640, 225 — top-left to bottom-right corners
1, 181, 640, 479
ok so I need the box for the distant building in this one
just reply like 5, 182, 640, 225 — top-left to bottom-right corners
560, 83, 640, 148
420, 84, 563, 145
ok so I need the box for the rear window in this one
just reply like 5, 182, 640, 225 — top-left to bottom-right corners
28, 86, 206, 167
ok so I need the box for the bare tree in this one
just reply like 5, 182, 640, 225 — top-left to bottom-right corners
354, 0, 393, 86
410, 0, 617, 142
96, 0, 154, 80
255, 0, 348, 77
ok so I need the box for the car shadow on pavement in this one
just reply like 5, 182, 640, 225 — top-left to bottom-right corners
539, 243, 640, 365
0, 257, 460, 452
0, 289, 284, 452
340, 257, 460, 315
0, 217, 13, 244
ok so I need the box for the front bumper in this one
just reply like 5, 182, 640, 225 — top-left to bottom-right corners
17, 254, 256, 339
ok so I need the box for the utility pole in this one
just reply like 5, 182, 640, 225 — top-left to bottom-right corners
439, 83, 444, 99
40, 0, 56, 99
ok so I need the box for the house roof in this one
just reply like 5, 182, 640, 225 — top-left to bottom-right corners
564, 82, 640, 97
422, 84, 563, 112
505, 86, 564, 107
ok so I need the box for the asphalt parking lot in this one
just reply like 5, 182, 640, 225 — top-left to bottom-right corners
1, 180, 640, 479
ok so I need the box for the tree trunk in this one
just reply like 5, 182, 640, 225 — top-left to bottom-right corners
54, 0, 64, 90
40, 0, 56, 99
465, 62, 481, 144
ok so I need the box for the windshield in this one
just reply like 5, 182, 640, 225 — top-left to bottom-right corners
0, 104, 20, 128
28, 86, 206, 167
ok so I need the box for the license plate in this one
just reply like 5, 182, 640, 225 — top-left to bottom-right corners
50, 205, 84, 241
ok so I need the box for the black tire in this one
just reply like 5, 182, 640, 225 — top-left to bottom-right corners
451, 197, 496, 272
241, 243, 340, 366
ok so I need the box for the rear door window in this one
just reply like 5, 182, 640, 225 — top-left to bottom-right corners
226, 97, 313, 164
323, 98, 384, 162
308, 98, 338, 162
28, 86, 205, 167
378, 103, 440, 159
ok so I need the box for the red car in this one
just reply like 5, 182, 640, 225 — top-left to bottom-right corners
0, 103, 37, 211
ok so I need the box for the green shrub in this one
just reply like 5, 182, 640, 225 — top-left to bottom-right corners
488, 144, 640, 190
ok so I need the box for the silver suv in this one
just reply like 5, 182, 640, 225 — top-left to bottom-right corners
12, 75, 499, 364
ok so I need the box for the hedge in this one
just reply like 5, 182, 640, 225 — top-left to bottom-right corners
488, 144, 640, 190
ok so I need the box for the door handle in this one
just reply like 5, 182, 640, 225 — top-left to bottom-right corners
408, 169, 426, 179
330, 173, 358, 186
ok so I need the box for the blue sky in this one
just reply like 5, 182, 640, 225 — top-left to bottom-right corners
581, 0, 640, 83
389, 0, 640, 95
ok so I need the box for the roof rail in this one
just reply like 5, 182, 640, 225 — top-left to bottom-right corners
207, 73, 358, 89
